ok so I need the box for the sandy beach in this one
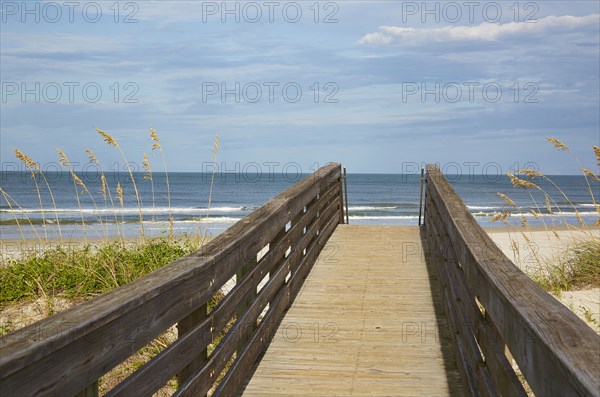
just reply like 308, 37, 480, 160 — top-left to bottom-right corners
486, 225, 599, 331
485, 225, 599, 271
2, 226, 598, 332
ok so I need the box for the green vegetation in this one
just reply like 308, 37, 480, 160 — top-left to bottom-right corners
532, 238, 600, 292
0, 237, 225, 395
0, 237, 200, 309
493, 138, 599, 294
1, 126, 221, 312
581, 305, 599, 327
1, 129, 226, 394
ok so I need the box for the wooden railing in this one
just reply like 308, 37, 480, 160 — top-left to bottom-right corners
0, 163, 344, 397
424, 164, 600, 397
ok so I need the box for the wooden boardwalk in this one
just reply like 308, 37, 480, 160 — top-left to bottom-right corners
3, 163, 597, 396
242, 225, 464, 396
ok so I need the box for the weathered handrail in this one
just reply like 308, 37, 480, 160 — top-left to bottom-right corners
424, 164, 600, 397
0, 163, 344, 397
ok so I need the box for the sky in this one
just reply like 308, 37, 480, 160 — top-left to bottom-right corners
1, 0, 599, 176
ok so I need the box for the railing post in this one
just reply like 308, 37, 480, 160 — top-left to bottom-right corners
418, 166, 425, 226
343, 167, 349, 224
237, 257, 258, 347
177, 303, 208, 392
338, 167, 345, 224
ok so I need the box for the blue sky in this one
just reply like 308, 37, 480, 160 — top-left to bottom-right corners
1, 0, 599, 175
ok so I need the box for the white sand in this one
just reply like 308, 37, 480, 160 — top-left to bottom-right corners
487, 227, 598, 271
487, 227, 599, 332
2, 229, 598, 332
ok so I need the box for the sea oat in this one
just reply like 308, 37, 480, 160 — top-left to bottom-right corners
576, 210, 584, 225
497, 193, 517, 208
14, 149, 39, 172
150, 127, 172, 239
100, 174, 108, 201
511, 239, 520, 257
507, 173, 540, 189
15, 149, 48, 239
580, 168, 600, 182
57, 149, 87, 193
150, 127, 161, 150
86, 148, 100, 165
200, 133, 220, 242
97, 128, 119, 147
15, 149, 63, 239
547, 138, 569, 151
143, 152, 157, 223
545, 195, 552, 214
593, 146, 600, 167
143, 153, 152, 180
116, 183, 124, 206
72, 173, 88, 193
518, 169, 543, 179
56, 149, 70, 166
98, 127, 144, 237
490, 213, 502, 223
530, 210, 540, 220
57, 148, 91, 241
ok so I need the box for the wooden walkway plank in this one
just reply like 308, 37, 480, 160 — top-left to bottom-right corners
241, 225, 464, 396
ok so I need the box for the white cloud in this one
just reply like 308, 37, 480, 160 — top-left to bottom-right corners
0, 33, 125, 54
358, 14, 600, 46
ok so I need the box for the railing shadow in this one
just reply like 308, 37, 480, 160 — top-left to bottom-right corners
419, 226, 466, 397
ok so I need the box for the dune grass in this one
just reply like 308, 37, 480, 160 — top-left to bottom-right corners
532, 238, 600, 293
2, 128, 223, 392
0, 235, 224, 395
0, 237, 202, 311
493, 138, 600, 293
2, 129, 232, 394
2, 127, 221, 311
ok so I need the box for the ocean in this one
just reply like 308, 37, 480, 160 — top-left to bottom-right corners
0, 170, 598, 240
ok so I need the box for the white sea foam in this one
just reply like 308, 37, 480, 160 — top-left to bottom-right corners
0, 206, 246, 215
348, 206, 398, 211
476, 211, 598, 219
142, 217, 241, 224
467, 205, 501, 210
349, 215, 418, 220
